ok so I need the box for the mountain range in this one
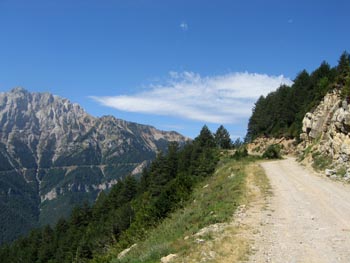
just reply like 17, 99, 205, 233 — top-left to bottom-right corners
0, 87, 187, 244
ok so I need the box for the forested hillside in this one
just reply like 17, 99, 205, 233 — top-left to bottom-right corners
246, 52, 350, 141
0, 125, 230, 263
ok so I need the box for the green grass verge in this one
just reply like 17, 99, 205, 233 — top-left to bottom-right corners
93, 156, 254, 263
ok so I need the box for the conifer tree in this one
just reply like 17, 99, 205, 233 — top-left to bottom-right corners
214, 125, 232, 149
195, 125, 216, 148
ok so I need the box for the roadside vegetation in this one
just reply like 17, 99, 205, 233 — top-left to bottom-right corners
110, 155, 245, 262
311, 151, 333, 171
262, 144, 282, 159
106, 155, 268, 263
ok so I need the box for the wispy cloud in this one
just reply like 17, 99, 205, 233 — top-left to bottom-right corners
91, 72, 292, 124
180, 22, 188, 31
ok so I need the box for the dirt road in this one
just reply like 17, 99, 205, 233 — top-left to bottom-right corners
249, 158, 350, 263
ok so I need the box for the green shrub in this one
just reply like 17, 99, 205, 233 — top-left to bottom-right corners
336, 166, 347, 177
312, 152, 332, 171
262, 144, 281, 159
232, 146, 248, 160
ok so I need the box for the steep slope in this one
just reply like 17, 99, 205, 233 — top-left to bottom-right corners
299, 89, 350, 174
0, 125, 219, 263
297, 53, 350, 174
0, 87, 187, 243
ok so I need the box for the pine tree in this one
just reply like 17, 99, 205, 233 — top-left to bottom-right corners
214, 125, 232, 149
195, 125, 216, 148
337, 51, 350, 78
120, 176, 138, 202
167, 141, 179, 179
37, 225, 54, 263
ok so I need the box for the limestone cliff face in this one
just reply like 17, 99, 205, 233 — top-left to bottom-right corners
0, 88, 186, 170
300, 89, 350, 165
0, 87, 188, 243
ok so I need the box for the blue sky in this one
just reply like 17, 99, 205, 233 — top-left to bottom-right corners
0, 0, 349, 139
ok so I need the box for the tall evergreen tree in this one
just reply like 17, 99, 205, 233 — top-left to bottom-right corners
195, 125, 216, 148
214, 125, 232, 149
167, 141, 179, 179
337, 51, 350, 77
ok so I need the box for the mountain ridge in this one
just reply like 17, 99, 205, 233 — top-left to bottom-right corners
0, 87, 187, 243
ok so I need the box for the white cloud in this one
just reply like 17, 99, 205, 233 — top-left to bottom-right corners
91, 71, 293, 124
180, 22, 188, 31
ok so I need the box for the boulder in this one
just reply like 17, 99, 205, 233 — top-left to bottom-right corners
302, 113, 313, 133
117, 244, 137, 259
161, 254, 177, 263
335, 108, 345, 123
325, 169, 336, 177
342, 100, 348, 110
341, 139, 350, 155
330, 174, 338, 179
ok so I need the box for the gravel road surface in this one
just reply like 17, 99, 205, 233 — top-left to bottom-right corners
249, 158, 350, 263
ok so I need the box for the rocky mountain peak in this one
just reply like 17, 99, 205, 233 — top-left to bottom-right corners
10, 86, 28, 94
0, 88, 188, 243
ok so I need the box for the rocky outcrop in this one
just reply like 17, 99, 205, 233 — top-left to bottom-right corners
299, 89, 350, 166
300, 90, 342, 142
0, 87, 188, 243
248, 137, 296, 156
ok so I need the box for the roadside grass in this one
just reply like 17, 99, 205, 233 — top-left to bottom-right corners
106, 155, 268, 263
336, 166, 347, 177
172, 159, 270, 263
298, 135, 323, 162
312, 151, 333, 171
251, 161, 272, 200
